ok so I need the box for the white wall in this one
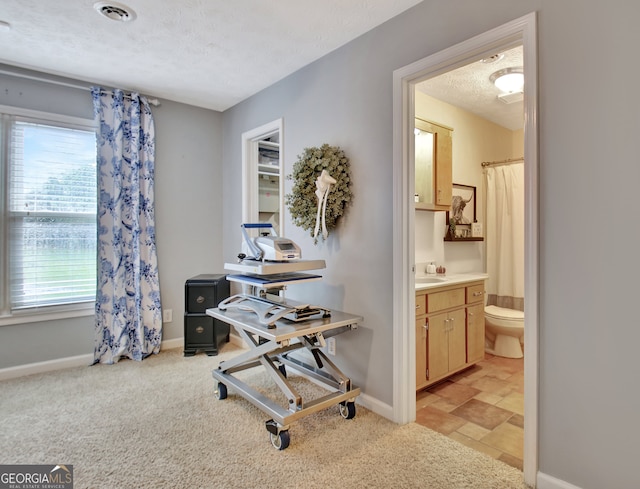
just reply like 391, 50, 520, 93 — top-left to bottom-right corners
0, 68, 224, 368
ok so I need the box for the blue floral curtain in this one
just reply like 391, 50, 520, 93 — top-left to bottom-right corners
91, 87, 162, 364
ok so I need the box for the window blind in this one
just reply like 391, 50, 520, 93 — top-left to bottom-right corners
8, 118, 97, 309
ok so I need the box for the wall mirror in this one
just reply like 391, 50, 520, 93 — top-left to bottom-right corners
242, 118, 283, 235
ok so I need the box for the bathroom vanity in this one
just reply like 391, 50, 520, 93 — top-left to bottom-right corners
415, 275, 487, 391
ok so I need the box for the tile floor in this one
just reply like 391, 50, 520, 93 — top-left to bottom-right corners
416, 353, 524, 470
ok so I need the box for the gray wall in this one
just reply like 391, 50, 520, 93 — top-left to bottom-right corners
222, 1, 640, 488
153, 100, 225, 340
0, 69, 224, 367
537, 2, 640, 488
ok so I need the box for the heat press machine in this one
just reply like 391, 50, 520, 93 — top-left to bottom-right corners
238, 222, 301, 262
218, 223, 330, 327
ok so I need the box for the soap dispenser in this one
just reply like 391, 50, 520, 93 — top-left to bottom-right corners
426, 262, 436, 274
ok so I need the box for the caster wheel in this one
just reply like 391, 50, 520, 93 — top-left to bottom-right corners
270, 430, 290, 450
278, 364, 287, 378
215, 382, 227, 400
339, 401, 356, 419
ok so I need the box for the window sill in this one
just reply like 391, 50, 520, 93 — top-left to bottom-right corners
0, 303, 94, 327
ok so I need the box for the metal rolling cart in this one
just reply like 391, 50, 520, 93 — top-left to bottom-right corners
208, 223, 362, 450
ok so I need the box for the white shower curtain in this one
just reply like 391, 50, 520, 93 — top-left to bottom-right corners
484, 162, 524, 311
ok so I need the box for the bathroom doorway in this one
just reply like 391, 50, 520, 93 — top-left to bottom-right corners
413, 43, 525, 469
391, 13, 538, 486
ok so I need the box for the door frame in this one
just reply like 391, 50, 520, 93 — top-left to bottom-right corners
391, 12, 538, 486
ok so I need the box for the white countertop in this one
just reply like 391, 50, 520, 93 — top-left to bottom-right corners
415, 273, 488, 291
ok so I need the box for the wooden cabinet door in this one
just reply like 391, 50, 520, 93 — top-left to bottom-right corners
415, 317, 428, 388
414, 119, 452, 211
427, 312, 449, 381
466, 302, 485, 364
447, 309, 467, 372
434, 129, 452, 207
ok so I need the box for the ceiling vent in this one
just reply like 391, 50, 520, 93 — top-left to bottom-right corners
497, 91, 524, 105
481, 54, 504, 64
94, 2, 137, 22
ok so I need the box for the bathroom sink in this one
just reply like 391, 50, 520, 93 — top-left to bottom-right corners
415, 276, 447, 284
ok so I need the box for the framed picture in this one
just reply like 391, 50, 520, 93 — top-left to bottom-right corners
449, 183, 476, 225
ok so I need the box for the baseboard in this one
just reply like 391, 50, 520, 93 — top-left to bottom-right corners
0, 337, 185, 381
537, 472, 583, 489
356, 391, 394, 420
160, 337, 184, 350
0, 353, 94, 381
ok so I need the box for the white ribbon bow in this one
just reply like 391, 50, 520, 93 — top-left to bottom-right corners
313, 169, 337, 240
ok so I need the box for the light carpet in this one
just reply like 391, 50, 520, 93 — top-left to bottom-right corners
0, 343, 528, 489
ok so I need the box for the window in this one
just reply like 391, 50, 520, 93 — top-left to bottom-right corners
1, 108, 97, 318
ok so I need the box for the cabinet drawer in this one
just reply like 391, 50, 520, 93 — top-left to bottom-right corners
427, 288, 465, 313
416, 293, 427, 316
466, 283, 485, 304
185, 275, 230, 313
187, 285, 219, 312
184, 315, 215, 346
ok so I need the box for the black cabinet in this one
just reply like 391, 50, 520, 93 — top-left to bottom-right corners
184, 274, 230, 356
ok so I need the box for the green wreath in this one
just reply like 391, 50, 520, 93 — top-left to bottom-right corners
286, 144, 353, 242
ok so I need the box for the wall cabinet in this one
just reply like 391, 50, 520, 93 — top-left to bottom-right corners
414, 118, 453, 211
415, 280, 485, 391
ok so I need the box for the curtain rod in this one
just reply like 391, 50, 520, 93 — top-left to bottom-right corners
0, 68, 160, 106
481, 157, 524, 168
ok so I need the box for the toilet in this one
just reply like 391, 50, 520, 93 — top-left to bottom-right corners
484, 305, 525, 358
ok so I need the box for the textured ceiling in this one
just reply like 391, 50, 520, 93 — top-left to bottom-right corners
0, 0, 422, 111
416, 45, 524, 131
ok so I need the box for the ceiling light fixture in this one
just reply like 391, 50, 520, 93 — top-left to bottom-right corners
94, 2, 137, 22
490, 67, 524, 93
